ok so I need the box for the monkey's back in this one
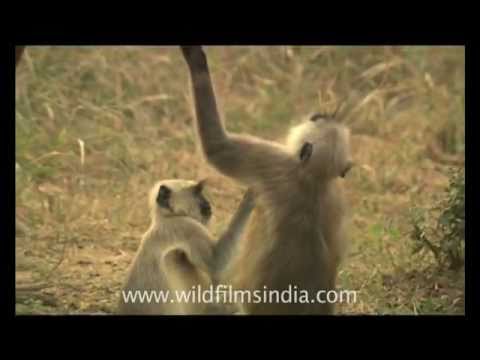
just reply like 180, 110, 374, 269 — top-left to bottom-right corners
118, 220, 215, 315
225, 180, 335, 314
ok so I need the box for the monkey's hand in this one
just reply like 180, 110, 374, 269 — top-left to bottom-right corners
180, 46, 208, 69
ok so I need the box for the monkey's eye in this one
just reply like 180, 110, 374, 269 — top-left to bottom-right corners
157, 185, 172, 209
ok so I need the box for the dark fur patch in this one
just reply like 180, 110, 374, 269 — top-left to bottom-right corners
310, 105, 340, 122
300, 142, 313, 162
193, 181, 205, 195
310, 112, 329, 122
197, 193, 212, 219
157, 185, 172, 209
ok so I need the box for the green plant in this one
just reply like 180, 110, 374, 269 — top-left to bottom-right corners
410, 167, 465, 270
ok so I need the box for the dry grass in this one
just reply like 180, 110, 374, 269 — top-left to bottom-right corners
15, 46, 464, 315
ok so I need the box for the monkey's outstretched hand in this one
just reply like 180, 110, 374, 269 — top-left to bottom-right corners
180, 46, 207, 69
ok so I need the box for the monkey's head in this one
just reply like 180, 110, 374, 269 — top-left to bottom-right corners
149, 179, 212, 225
286, 112, 354, 180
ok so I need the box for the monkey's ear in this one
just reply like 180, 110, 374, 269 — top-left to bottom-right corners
193, 179, 208, 194
310, 113, 325, 122
310, 102, 344, 122
157, 185, 172, 208
299, 142, 313, 163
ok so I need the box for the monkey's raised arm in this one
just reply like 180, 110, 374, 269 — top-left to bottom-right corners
16, 46, 25, 68
212, 188, 255, 276
181, 46, 294, 185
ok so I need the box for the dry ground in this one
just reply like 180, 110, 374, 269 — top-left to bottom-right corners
15, 46, 465, 314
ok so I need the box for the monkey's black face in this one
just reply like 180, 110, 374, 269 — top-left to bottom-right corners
154, 181, 212, 223
192, 181, 212, 220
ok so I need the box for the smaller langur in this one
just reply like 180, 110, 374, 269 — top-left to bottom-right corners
118, 179, 255, 315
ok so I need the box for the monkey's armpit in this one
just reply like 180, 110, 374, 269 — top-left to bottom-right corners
163, 248, 191, 270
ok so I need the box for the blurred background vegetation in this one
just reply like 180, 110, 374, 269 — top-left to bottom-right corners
15, 46, 464, 314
